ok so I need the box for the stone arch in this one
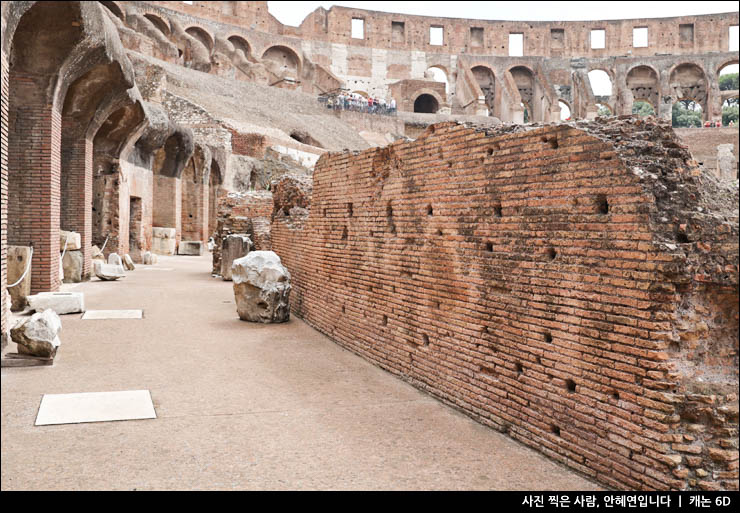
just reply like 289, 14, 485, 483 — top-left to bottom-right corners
471, 65, 496, 112
669, 63, 708, 116
626, 65, 659, 113
5, 1, 134, 292
425, 65, 449, 95
227, 35, 252, 59
413, 93, 440, 113
509, 65, 535, 112
208, 158, 223, 238
718, 58, 739, 76
99, 1, 124, 21
558, 99, 572, 120
144, 13, 171, 36
587, 68, 613, 97
185, 25, 214, 54
261, 45, 302, 78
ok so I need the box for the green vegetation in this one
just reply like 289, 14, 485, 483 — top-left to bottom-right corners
632, 100, 655, 117
722, 104, 738, 126
672, 100, 702, 128
597, 105, 612, 116
719, 72, 738, 91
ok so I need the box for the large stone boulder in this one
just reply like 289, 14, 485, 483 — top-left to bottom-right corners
7, 246, 32, 311
232, 251, 291, 323
94, 261, 126, 281
179, 241, 203, 256
91, 245, 105, 262
59, 230, 81, 251
27, 292, 85, 315
221, 234, 252, 281
152, 227, 177, 255
108, 253, 123, 266
62, 250, 83, 283
10, 309, 62, 358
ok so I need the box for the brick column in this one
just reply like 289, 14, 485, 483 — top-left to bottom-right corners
61, 126, 93, 279
1, 52, 9, 348
8, 71, 61, 294
153, 174, 182, 245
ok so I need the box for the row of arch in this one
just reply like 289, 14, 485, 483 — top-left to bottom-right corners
100, 3, 304, 78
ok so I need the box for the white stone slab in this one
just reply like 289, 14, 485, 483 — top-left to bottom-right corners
35, 390, 156, 426
139, 267, 174, 271
81, 309, 142, 320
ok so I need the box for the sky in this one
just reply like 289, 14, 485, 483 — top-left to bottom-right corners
267, 1, 739, 27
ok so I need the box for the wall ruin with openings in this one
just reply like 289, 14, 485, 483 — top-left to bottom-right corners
271, 119, 738, 491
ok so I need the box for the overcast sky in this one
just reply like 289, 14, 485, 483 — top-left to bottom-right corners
267, 1, 739, 27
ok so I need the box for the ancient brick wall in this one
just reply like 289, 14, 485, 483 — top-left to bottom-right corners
271, 120, 739, 490
1, 51, 8, 348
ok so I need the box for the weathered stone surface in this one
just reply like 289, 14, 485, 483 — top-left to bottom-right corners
142, 251, 158, 265
91, 245, 106, 261
94, 261, 126, 281
11, 309, 62, 358
59, 230, 81, 251
62, 250, 83, 283
178, 241, 203, 256
272, 174, 312, 217
717, 144, 736, 181
108, 253, 123, 266
7, 246, 32, 311
232, 251, 291, 323
27, 292, 85, 315
152, 227, 177, 255
123, 254, 136, 271
221, 234, 252, 281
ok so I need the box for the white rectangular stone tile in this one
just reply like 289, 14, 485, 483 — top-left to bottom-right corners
81, 309, 142, 320
35, 390, 156, 426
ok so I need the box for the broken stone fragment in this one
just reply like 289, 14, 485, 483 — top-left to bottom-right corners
62, 250, 83, 283
59, 230, 81, 251
123, 254, 136, 271
221, 234, 252, 281
94, 260, 126, 281
8, 246, 32, 311
91, 245, 106, 261
152, 227, 177, 255
11, 309, 62, 358
27, 292, 85, 315
178, 241, 203, 256
142, 251, 158, 265
232, 251, 291, 323
108, 253, 123, 266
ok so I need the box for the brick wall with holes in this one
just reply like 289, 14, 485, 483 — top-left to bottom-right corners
271, 120, 739, 491
228, 129, 267, 157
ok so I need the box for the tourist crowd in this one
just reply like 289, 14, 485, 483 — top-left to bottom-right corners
319, 91, 397, 115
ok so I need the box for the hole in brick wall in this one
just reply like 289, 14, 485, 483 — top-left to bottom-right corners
544, 332, 553, 343
566, 379, 577, 393
676, 232, 689, 244
447, 161, 453, 168
604, 155, 613, 160
323, 208, 327, 217
612, 390, 620, 401
596, 194, 609, 215
382, 315, 388, 326
549, 138, 559, 149
437, 229, 443, 236
189, 214, 193, 218
481, 325, 489, 334
493, 203, 502, 217
341, 305, 346, 314
487, 147, 494, 156
535, 356, 541, 364
486, 242, 494, 252
422, 334, 430, 347
386, 203, 396, 234
434, 300, 441, 309
516, 362, 524, 375
547, 247, 557, 260
669, 340, 681, 352
480, 365, 496, 376
427, 204, 433, 216
347, 202, 353, 217
341, 226, 348, 240
551, 425, 561, 436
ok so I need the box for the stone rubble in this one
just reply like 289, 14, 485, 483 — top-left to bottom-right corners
10, 309, 62, 358
232, 251, 291, 323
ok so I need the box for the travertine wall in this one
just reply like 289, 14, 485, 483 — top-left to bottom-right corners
271, 119, 739, 490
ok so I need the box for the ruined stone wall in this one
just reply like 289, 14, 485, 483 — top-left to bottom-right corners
1, 50, 8, 348
211, 190, 273, 274
271, 120, 738, 490
675, 128, 739, 177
